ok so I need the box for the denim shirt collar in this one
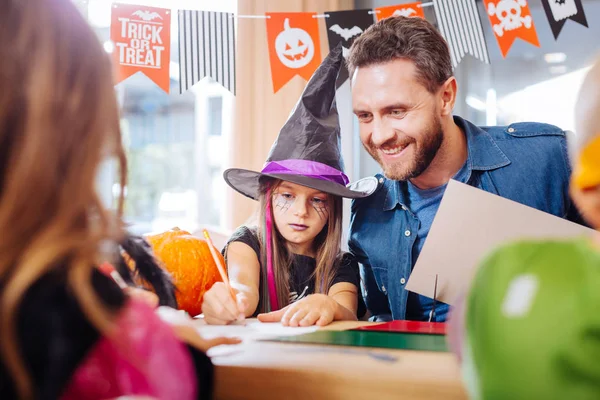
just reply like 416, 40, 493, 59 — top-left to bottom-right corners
383, 116, 511, 211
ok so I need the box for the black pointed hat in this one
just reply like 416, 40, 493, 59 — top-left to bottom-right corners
223, 44, 378, 200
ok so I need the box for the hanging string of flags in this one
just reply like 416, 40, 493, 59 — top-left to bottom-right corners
109, 0, 589, 95
432, 0, 490, 68
110, 3, 172, 93
178, 10, 236, 95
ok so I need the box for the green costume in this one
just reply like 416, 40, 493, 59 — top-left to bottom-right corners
463, 238, 600, 400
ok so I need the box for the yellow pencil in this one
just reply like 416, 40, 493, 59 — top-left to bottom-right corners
203, 229, 237, 302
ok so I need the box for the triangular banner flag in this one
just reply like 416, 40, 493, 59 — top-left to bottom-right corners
375, 2, 425, 21
111, 3, 171, 93
325, 9, 374, 88
178, 10, 236, 94
432, 0, 490, 68
265, 12, 322, 93
540, 0, 588, 40
482, 0, 540, 58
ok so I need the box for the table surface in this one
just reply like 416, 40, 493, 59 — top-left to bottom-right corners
203, 320, 468, 400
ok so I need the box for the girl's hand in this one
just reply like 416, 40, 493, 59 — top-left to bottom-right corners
156, 306, 241, 352
257, 294, 337, 327
170, 324, 241, 352
201, 282, 249, 325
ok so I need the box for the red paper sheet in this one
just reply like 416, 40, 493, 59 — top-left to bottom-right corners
354, 320, 447, 335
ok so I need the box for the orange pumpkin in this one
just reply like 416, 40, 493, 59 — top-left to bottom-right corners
146, 227, 191, 249
145, 227, 223, 316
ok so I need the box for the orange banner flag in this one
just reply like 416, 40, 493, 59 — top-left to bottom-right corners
110, 3, 171, 93
483, 0, 540, 58
375, 2, 425, 20
266, 12, 322, 93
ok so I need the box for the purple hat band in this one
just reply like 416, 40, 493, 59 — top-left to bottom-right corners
261, 159, 349, 186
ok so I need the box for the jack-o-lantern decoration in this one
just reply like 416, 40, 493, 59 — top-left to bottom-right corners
266, 12, 322, 93
145, 227, 223, 317
275, 18, 315, 69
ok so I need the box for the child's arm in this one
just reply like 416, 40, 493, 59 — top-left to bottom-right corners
202, 241, 260, 324
327, 282, 359, 321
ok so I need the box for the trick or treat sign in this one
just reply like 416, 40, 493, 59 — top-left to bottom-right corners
266, 12, 321, 93
110, 3, 171, 93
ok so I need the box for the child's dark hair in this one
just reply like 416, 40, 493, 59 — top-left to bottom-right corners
116, 234, 178, 308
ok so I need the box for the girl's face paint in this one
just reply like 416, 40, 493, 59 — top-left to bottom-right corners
271, 181, 331, 256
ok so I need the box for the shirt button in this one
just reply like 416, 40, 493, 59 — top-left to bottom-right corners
404, 230, 411, 237
401, 205, 408, 211
508, 127, 515, 133
382, 285, 386, 292
378, 177, 384, 184
400, 278, 406, 284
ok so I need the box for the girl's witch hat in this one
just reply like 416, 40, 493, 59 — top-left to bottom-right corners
223, 44, 378, 201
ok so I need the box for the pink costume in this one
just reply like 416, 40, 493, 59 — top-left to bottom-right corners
61, 300, 198, 400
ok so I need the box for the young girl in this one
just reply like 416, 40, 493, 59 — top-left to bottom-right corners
0, 1, 237, 399
447, 57, 600, 399
201, 45, 377, 326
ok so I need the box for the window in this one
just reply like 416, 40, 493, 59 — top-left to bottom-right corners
81, 0, 237, 235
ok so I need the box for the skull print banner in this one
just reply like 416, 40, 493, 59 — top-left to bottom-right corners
540, 0, 588, 40
374, 2, 425, 21
266, 13, 322, 93
483, 0, 540, 58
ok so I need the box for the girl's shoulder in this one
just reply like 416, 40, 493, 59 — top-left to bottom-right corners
224, 225, 261, 257
1, 268, 126, 399
229, 225, 260, 241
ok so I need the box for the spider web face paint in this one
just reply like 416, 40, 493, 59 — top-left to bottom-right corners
273, 192, 294, 214
311, 198, 329, 221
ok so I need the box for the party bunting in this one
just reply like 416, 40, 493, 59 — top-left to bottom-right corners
540, 0, 588, 40
482, 0, 540, 58
265, 13, 322, 93
111, 3, 171, 93
432, 0, 490, 68
178, 10, 236, 94
375, 2, 425, 21
325, 9, 374, 88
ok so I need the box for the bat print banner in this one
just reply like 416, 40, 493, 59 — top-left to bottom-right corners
325, 9, 374, 88
110, 3, 171, 93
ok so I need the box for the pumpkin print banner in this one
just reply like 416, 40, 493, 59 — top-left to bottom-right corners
540, 0, 588, 40
110, 3, 171, 93
325, 9, 374, 88
266, 12, 322, 93
375, 2, 425, 21
482, 0, 540, 58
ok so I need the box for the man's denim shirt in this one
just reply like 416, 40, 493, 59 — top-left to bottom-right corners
349, 116, 585, 321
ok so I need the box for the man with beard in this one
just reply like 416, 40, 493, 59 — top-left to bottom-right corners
347, 16, 585, 322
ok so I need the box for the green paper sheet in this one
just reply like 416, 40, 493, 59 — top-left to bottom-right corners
262, 330, 449, 352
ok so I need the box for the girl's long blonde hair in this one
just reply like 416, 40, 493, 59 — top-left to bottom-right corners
256, 179, 343, 312
0, 1, 127, 398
